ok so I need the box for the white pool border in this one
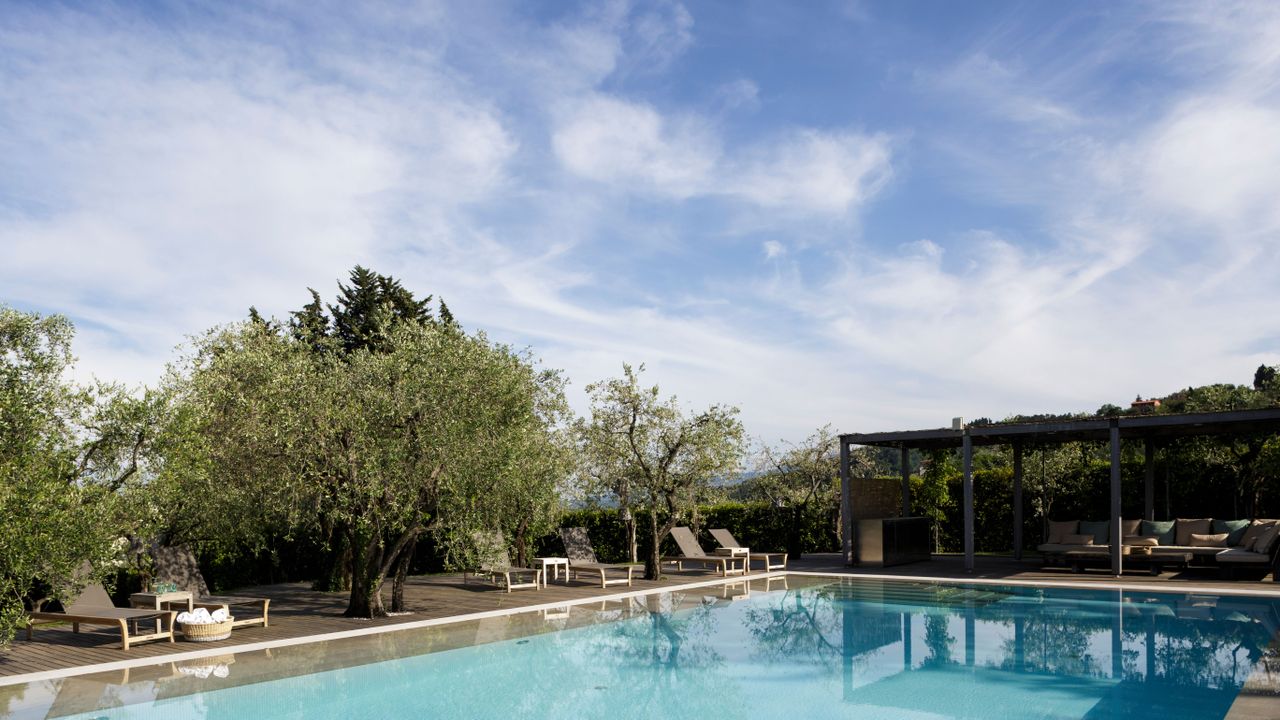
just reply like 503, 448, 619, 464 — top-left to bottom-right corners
5, 569, 1280, 688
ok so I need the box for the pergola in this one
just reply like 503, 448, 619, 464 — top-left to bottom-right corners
839, 407, 1280, 575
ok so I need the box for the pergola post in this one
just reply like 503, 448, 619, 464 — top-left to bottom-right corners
963, 430, 974, 572
1013, 442, 1023, 561
840, 438, 853, 566
1110, 419, 1122, 577
1144, 440, 1155, 521
900, 446, 911, 516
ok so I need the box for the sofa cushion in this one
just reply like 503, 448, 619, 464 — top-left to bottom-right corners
1216, 548, 1271, 564
1062, 534, 1095, 545
1213, 519, 1251, 546
1240, 520, 1276, 550
1079, 520, 1109, 545
1188, 532, 1228, 547
1253, 525, 1280, 555
1123, 535, 1158, 546
1120, 519, 1141, 536
1141, 519, 1175, 545
1176, 518, 1212, 546
1046, 520, 1078, 544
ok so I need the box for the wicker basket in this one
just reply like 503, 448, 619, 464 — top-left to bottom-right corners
179, 618, 234, 642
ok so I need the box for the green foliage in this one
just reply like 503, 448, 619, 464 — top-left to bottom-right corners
0, 307, 153, 646
534, 503, 838, 561
164, 316, 569, 617
576, 364, 746, 579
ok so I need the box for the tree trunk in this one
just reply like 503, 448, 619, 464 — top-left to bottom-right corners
622, 507, 638, 563
514, 517, 530, 568
787, 505, 805, 559
645, 512, 661, 580
345, 525, 422, 619
344, 529, 387, 618
390, 546, 413, 613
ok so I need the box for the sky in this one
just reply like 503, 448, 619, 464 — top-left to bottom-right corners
2, 0, 1279, 443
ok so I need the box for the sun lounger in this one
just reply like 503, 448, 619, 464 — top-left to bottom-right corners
558, 527, 635, 588
27, 582, 176, 650
663, 527, 746, 576
462, 531, 542, 592
151, 545, 272, 628
708, 528, 788, 571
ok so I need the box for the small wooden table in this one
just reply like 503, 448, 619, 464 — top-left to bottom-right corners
714, 546, 750, 574
131, 591, 193, 633
535, 557, 570, 588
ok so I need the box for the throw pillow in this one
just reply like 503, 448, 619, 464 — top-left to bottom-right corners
1046, 520, 1078, 545
1240, 520, 1276, 551
1188, 532, 1229, 547
1141, 519, 1175, 545
1175, 518, 1212, 546
1253, 525, 1280, 555
1062, 534, 1094, 546
1213, 519, 1251, 546
1123, 536, 1158, 546
1079, 520, 1109, 545
1120, 519, 1142, 536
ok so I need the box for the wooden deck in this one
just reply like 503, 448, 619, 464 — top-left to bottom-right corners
3, 553, 1279, 682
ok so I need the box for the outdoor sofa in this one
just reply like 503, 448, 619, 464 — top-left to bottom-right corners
1038, 517, 1280, 579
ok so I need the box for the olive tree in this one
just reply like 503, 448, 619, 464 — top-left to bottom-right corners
578, 365, 745, 580
0, 307, 163, 645
168, 318, 568, 618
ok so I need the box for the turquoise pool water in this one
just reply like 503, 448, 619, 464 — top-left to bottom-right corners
16, 577, 1280, 719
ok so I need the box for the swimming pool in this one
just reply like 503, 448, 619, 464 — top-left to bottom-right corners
6, 575, 1279, 719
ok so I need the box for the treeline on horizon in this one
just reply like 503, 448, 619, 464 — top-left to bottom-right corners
2, 265, 1278, 644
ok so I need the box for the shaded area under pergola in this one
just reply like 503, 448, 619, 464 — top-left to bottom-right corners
839, 407, 1280, 575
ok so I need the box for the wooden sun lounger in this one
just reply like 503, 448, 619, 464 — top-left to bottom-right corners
27, 583, 177, 650
567, 562, 635, 588
462, 530, 542, 592
662, 527, 747, 576
708, 528, 788, 571
177, 595, 272, 628
559, 527, 636, 588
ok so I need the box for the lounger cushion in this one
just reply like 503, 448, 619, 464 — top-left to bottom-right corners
1079, 521, 1109, 545
1123, 536, 1158, 546
1141, 520, 1175, 545
1176, 519, 1212, 546
1215, 548, 1271, 564
1045, 520, 1078, 544
1239, 520, 1273, 551
1213, 519, 1251, 546
1188, 532, 1229, 547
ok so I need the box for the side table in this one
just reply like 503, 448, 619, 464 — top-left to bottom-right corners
535, 557, 570, 588
131, 590, 194, 633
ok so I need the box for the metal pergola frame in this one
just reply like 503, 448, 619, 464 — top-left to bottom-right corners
839, 407, 1280, 575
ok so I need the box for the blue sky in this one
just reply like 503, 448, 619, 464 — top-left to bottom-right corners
2, 0, 1279, 442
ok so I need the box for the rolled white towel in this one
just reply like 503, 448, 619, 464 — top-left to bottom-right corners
176, 611, 196, 624
210, 608, 229, 623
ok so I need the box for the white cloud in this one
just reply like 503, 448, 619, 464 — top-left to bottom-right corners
554, 100, 893, 216
552, 95, 719, 197
762, 240, 785, 259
